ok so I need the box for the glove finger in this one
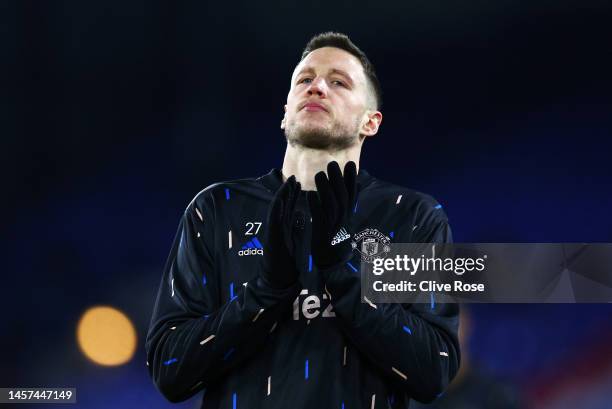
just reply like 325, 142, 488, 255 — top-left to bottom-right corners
307, 190, 327, 243
306, 190, 320, 221
290, 181, 302, 225
271, 179, 292, 224
287, 179, 301, 216
343, 161, 357, 212
282, 177, 299, 249
282, 176, 298, 220
327, 161, 348, 215
265, 180, 292, 248
314, 170, 338, 226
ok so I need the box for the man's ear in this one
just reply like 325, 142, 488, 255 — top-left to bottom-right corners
280, 105, 287, 129
361, 110, 383, 137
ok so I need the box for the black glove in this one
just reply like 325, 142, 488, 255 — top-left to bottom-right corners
260, 175, 301, 289
307, 161, 358, 271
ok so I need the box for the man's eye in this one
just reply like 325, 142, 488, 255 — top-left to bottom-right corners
299, 78, 312, 84
332, 80, 346, 87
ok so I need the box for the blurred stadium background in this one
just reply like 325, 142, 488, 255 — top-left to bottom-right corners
2, 1, 612, 408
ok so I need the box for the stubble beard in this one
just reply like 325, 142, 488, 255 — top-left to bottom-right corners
284, 116, 361, 151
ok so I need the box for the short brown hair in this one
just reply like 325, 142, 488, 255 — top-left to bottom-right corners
300, 32, 382, 110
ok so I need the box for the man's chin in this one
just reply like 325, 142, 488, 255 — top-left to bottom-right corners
285, 127, 356, 151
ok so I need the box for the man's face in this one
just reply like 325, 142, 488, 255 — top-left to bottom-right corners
282, 47, 375, 150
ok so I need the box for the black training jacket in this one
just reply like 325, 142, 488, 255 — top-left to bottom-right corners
145, 168, 460, 409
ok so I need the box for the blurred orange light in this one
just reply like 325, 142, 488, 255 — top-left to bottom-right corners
77, 305, 137, 366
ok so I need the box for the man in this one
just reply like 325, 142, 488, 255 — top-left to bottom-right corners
145, 32, 460, 408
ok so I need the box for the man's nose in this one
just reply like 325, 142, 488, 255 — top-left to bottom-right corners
306, 77, 327, 97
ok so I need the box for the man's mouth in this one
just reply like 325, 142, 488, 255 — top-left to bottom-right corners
302, 102, 328, 112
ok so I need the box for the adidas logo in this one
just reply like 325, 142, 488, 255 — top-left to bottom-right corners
238, 236, 264, 256
331, 228, 350, 246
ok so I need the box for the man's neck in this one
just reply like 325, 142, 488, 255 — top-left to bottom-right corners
281, 143, 362, 191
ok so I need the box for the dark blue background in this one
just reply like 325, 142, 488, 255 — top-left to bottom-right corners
2, 1, 611, 408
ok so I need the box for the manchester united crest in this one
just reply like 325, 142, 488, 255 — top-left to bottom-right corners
351, 228, 391, 263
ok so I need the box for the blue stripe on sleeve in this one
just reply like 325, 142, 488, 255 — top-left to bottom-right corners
230, 282, 237, 301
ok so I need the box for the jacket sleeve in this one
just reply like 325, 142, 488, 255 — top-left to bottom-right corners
321, 198, 460, 403
145, 190, 299, 403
